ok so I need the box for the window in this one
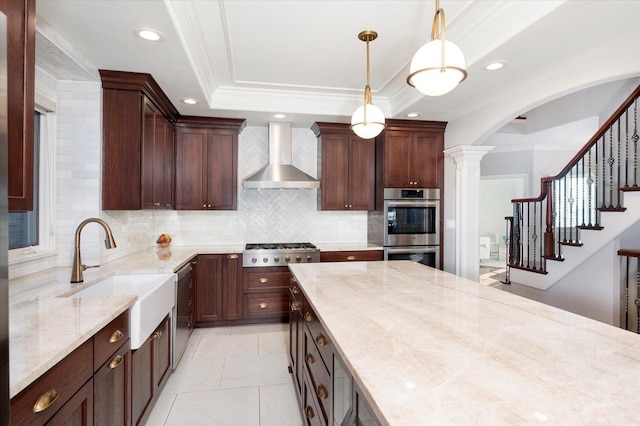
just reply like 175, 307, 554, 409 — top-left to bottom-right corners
8, 111, 40, 249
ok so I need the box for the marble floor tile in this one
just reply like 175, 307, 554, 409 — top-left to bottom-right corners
192, 331, 258, 359
259, 330, 289, 356
230, 322, 287, 334
260, 382, 304, 426
164, 387, 260, 426
162, 356, 225, 394
191, 326, 232, 336
144, 392, 175, 426
220, 353, 292, 389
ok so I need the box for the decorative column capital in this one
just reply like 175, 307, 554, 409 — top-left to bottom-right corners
444, 145, 494, 163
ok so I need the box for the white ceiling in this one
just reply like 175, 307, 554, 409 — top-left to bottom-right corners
35, 0, 640, 129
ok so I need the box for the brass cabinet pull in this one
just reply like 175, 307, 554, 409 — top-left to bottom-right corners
258, 303, 268, 309
164, 203, 171, 207
202, 203, 207, 208
153, 330, 163, 339
258, 277, 269, 284
304, 312, 313, 322
316, 334, 326, 346
290, 276, 297, 283
291, 285, 299, 294
305, 406, 315, 419
346, 255, 356, 261
290, 302, 300, 312
305, 353, 315, 365
33, 389, 59, 413
207, 204, 212, 208
228, 254, 238, 259
109, 330, 124, 343
317, 384, 328, 400
109, 354, 123, 369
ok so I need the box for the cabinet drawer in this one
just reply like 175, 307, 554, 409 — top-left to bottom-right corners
303, 369, 324, 426
93, 310, 130, 371
11, 339, 93, 426
304, 329, 332, 426
244, 292, 289, 319
302, 307, 333, 368
320, 250, 383, 262
244, 268, 292, 292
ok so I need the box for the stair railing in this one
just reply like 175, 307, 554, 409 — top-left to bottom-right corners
618, 249, 640, 333
507, 85, 640, 274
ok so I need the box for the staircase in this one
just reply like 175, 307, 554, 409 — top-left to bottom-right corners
507, 85, 640, 290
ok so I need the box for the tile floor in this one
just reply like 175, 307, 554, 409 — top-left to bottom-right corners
144, 323, 304, 426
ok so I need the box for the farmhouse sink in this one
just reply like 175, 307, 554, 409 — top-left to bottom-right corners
67, 273, 175, 349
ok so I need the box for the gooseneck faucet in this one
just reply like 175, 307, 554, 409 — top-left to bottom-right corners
70, 218, 117, 283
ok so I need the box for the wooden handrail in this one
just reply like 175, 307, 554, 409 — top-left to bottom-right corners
618, 249, 640, 258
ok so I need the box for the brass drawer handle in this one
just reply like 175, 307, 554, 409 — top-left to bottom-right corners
228, 254, 238, 259
153, 330, 163, 339
33, 389, 59, 413
258, 303, 268, 309
305, 406, 315, 419
304, 312, 313, 322
290, 276, 297, 283
316, 334, 326, 346
258, 277, 269, 284
291, 285, 299, 294
109, 330, 124, 343
305, 353, 315, 365
109, 354, 124, 369
346, 255, 357, 261
317, 384, 328, 400
290, 302, 300, 312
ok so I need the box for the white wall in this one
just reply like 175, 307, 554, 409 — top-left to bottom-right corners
479, 177, 524, 259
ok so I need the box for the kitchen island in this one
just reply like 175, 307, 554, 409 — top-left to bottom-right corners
288, 260, 640, 425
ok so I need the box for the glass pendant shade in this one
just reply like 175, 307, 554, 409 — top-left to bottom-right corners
408, 39, 466, 96
351, 103, 385, 139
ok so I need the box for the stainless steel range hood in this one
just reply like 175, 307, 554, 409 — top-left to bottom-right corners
242, 122, 319, 190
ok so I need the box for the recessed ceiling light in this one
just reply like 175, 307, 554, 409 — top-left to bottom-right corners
484, 61, 506, 71
406, 112, 420, 118
135, 28, 165, 42
181, 98, 199, 105
272, 113, 286, 119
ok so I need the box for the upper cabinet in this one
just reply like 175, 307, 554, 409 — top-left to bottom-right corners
175, 117, 245, 211
312, 122, 375, 211
1, 0, 35, 212
100, 70, 179, 210
377, 120, 446, 189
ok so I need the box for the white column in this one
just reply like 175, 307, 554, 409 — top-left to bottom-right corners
444, 146, 494, 281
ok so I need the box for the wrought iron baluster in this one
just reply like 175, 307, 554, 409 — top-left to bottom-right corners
580, 157, 585, 227
563, 176, 567, 242
595, 140, 600, 226
617, 119, 622, 208
636, 260, 640, 333
587, 149, 593, 226
634, 98, 639, 187
608, 128, 615, 208
532, 202, 537, 270
526, 202, 531, 269
603, 134, 607, 208
625, 110, 629, 187
625, 257, 629, 331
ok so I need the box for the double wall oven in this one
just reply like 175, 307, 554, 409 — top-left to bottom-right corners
381, 188, 440, 268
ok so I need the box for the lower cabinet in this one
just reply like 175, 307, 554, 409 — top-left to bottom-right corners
194, 253, 242, 326
243, 266, 291, 322
46, 378, 94, 426
94, 339, 131, 425
131, 314, 171, 426
319, 250, 383, 263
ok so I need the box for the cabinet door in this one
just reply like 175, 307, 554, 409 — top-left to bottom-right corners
348, 136, 375, 210
153, 316, 171, 393
1, 0, 35, 212
195, 254, 223, 324
94, 341, 131, 426
46, 378, 94, 426
206, 130, 237, 210
411, 132, 442, 188
131, 336, 153, 426
320, 134, 349, 210
162, 119, 175, 208
382, 131, 413, 188
141, 99, 160, 209
222, 253, 243, 320
175, 128, 208, 210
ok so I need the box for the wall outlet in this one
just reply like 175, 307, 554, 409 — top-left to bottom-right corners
446, 219, 456, 229
228, 221, 238, 228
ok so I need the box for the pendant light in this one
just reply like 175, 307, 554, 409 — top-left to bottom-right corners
351, 30, 385, 139
406, 0, 467, 96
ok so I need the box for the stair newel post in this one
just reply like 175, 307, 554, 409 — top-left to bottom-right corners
543, 177, 555, 260
502, 216, 512, 285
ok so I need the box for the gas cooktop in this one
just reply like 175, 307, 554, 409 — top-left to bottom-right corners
243, 242, 320, 267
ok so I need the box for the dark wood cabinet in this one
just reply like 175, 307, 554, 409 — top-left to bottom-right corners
194, 253, 243, 326
319, 250, 383, 262
175, 117, 245, 210
376, 120, 446, 190
142, 98, 174, 209
93, 340, 131, 426
289, 282, 305, 396
243, 267, 291, 322
131, 314, 171, 426
0, 0, 35, 212
100, 70, 179, 210
312, 122, 375, 211
47, 378, 94, 426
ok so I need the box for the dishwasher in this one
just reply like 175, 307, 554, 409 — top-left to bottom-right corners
173, 262, 193, 369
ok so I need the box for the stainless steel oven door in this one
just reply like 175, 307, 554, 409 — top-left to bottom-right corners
384, 199, 439, 246
384, 246, 440, 269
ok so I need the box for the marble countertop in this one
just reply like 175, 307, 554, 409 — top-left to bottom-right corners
9, 243, 376, 398
289, 261, 640, 425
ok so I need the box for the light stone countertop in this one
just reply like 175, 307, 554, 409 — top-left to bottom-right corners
288, 261, 640, 425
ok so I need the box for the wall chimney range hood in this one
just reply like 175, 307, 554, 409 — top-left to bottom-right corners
242, 122, 319, 190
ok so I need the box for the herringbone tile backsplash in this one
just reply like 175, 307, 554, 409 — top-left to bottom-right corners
150, 125, 367, 246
